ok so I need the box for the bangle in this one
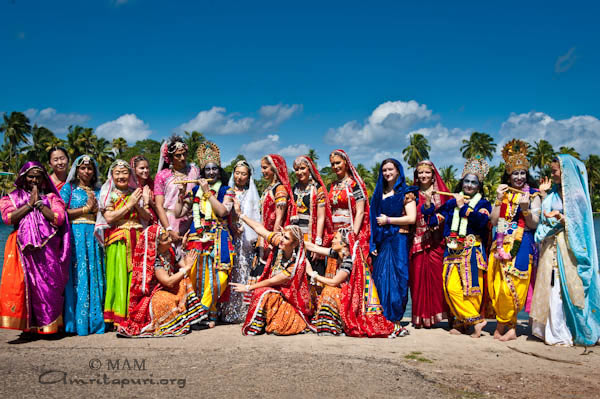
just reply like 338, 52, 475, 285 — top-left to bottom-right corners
202, 192, 212, 200
166, 226, 174, 232
522, 210, 531, 217
315, 237, 323, 245
34, 200, 44, 209
82, 205, 89, 214
25, 203, 33, 210
245, 284, 251, 291
386, 216, 391, 225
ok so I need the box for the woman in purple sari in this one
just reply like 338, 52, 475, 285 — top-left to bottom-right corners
0, 162, 70, 334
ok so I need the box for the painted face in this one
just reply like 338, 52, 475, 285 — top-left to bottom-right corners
294, 161, 310, 185
382, 161, 399, 186
417, 167, 433, 187
204, 162, 220, 183
462, 174, 480, 195
233, 165, 250, 188
330, 154, 347, 179
77, 163, 95, 186
135, 160, 150, 182
25, 168, 44, 191
509, 169, 527, 189
551, 162, 561, 185
49, 150, 68, 174
112, 166, 131, 190
261, 159, 274, 181
278, 229, 298, 253
170, 148, 187, 169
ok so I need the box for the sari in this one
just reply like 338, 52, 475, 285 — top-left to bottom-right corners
369, 159, 418, 323
61, 155, 105, 335
242, 232, 315, 335
410, 161, 450, 327
328, 150, 394, 337
531, 154, 600, 346
118, 225, 204, 337
0, 162, 70, 333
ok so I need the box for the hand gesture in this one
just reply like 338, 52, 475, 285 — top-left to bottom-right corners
29, 185, 39, 207
544, 210, 562, 220
518, 192, 530, 210
182, 250, 197, 272
539, 177, 552, 193
496, 184, 508, 200
127, 188, 143, 208
376, 214, 388, 226
169, 229, 182, 243
199, 178, 210, 194
181, 230, 190, 249
86, 193, 99, 213
454, 193, 465, 208
142, 185, 152, 205
233, 197, 242, 215
229, 282, 250, 293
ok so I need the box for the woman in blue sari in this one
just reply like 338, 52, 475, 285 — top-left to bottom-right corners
531, 154, 600, 346
369, 159, 418, 337
61, 155, 106, 335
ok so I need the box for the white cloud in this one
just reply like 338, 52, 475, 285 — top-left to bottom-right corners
178, 104, 301, 135
95, 114, 152, 142
498, 111, 600, 157
240, 134, 281, 156
24, 107, 90, 134
239, 135, 310, 170
325, 100, 434, 151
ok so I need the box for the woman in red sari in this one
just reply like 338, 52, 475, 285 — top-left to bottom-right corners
251, 155, 294, 278
232, 208, 314, 336
327, 150, 393, 337
130, 155, 157, 224
409, 161, 451, 328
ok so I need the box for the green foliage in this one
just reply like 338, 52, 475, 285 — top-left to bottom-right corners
402, 133, 430, 168
184, 131, 205, 161
223, 154, 247, 175
439, 165, 458, 191
460, 131, 496, 161
121, 139, 162, 175
528, 140, 555, 178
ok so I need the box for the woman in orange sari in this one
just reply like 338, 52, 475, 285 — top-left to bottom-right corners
232, 203, 314, 336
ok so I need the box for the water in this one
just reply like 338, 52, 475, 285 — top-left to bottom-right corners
1, 218, 600, 319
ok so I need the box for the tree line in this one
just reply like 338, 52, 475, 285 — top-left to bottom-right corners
1, 111, 599, 212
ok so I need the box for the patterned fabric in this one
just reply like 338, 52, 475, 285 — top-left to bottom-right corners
61, 183, 106, 335
118, 225, 204, 337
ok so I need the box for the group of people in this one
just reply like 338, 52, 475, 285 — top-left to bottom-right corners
0, 136, 598, 346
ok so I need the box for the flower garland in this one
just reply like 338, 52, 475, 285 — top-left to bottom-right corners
448, 192, 481, 250
495, 185, 528, 260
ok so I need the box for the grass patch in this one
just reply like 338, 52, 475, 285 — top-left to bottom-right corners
404, 351, 432, 363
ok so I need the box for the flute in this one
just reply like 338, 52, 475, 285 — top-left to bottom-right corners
506, 186, 526, 194
173, 180, 199, 185
433, 190, 471, 200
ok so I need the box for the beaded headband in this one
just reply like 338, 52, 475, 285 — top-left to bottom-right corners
461, 156, 489, 181
197, 141, 221, 169
416, 161, 434, 173
501, 139, 530, 174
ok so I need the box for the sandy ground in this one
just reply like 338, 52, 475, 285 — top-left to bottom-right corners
1, 320, 598, 399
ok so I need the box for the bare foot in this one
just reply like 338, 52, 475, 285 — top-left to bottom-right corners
208, 321, 216, 328
471, 320, 487, 338
449, 328, 462, 335
493, 323, 506, 339
499, 327, 517, 342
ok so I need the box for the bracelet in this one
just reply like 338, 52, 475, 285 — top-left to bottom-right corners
521, 210, 531, 217
245, 284, 251, 291
315, 237, 323, 245
34, 200, 44, 209
386, 216, 391, 225
82, 205, 89, 214
166, 226, 174, 232
202, 192, 212, 200
25, 203, 33, 210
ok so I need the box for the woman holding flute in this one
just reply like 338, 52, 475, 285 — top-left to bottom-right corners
488, 140, 541, 341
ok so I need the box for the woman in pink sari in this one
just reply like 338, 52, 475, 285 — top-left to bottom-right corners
0, 162, 70, 334
409, 161, 451, 328
154, 135, 199, 243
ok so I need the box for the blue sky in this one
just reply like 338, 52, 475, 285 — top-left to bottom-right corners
1, 0, 599, 171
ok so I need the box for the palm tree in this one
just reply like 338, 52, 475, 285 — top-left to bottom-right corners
94, 137, 114, 176
460, 131, 496, 161
184, 130, 205, 159
24, 125, 57, 164
402, 133, 430, 169
585, 155, 600, 212
439, 165, 458, 191
483, 163, 505, 199
0, 112, 31, 168
528, 140, 555, 176
558, 146, 581, 160
66, 125, 95, 159
355, 163, 375, 195
224, 154, 247, 175
111, 137, 128, 156
307, 148, 319, 167
319, 166, 337, 188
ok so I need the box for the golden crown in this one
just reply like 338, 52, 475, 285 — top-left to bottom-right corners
501, 139, 529, 174
197, 141, 221, 169
462, 156, 490, 181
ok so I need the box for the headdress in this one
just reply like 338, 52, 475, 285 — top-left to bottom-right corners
461, 155, 490, 181
130, 155, 154, 190
66, 154, 101, 189
234, 160, 252, 175
197, 141, 221, 169
14, 161, 58, 196
502, 139, 530, 174
157, 136, 189, 171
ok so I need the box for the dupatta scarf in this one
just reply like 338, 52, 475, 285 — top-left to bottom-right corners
262, 154, 294, 227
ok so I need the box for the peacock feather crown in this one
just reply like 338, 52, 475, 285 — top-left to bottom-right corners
501, 139, 530, 174
197, 141, 221, 169
461, 155, 490, 181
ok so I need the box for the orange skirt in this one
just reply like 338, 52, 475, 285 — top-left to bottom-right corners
0, 231, 27, 330
263, 292, 308, 335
